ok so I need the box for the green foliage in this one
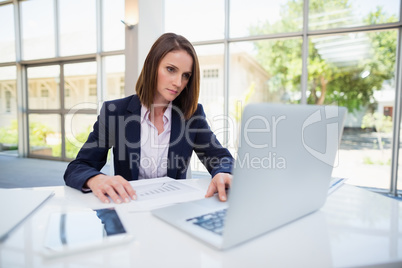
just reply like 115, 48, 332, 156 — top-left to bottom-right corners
0, 120, 55, 150
361, 112, 392, 133
51, 126, 91, 158
252, 38, 302, 96
29, 121, 54, 146
0, 120, 91, 159
65, 126, 91, 159
249, 0, 397, 112
361, 112, 392, 154
0, 120, 18, 145
363, 156, 374, 165
363, 156, 390, 166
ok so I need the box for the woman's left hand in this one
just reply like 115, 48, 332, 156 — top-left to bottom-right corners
205, 173, 233, 202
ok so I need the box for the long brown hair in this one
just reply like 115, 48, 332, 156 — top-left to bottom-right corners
136, 33, 200, 120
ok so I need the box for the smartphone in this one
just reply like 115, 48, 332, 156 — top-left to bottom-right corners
42, 208, 133, 258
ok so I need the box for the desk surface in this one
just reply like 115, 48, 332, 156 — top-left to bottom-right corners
0, 178, 401, 268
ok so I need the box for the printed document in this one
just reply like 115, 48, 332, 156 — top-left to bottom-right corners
123, 177, 205, 212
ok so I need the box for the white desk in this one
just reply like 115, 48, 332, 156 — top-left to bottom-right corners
0, 178, 401, 268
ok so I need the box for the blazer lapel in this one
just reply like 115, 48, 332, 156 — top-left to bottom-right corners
126, 95, 141, 180
167, 106, 186, 178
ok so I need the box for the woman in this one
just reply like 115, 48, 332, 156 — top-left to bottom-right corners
64, 33, 234, 204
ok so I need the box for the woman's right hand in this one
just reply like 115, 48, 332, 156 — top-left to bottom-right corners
86, 174, 137, 204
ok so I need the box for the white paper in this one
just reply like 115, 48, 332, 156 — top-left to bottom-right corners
121, 177, 205, 212
134, 181, 198, 201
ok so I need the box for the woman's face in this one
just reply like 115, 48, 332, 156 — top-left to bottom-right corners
155, 50, 193, 105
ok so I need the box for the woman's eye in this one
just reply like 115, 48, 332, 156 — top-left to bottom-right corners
183, 73, 191, 80
167, 66, 175, 72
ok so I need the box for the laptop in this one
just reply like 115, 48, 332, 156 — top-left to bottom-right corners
152, 103, 347, 250
0, 188, 54, 242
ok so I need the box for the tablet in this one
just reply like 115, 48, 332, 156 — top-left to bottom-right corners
42, 208, 133, 258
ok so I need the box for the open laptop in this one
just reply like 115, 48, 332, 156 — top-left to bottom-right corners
152, 103, 347, 250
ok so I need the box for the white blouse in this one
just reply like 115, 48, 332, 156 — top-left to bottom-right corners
138, 102, 172, 179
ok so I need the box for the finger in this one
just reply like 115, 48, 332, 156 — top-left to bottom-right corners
224, 175, 233, 189
205, 182, 216, 198
104, 184, 122, 204
216, 175, 227, 201
94, 188, 110, 204
118, 178, 137, 200
112, 182, 131, 203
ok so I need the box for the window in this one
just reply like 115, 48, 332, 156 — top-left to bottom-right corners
59, 0, 96, 56
203, 69, 219, 79
120, 77, 125, 97
105, 55, 125, 101
230, 0, 303, 37
41, 89, 49, 98
5, 0, 125, 161
88, 78, 97, 96
65, 113, 97, 159
64, 62, 97, 109
29, 114, 61, 157
5, 91, 11, 113
20, 0, 55, 60
27, 66, 59, 110
164, 0, 225, 42
65, 87, 70, 97
384, 107, 393, 118
0, 66, 17, 152
310, 30, 398, 190
26, 62, 98, 159
309, 0, 400, 30
165, 0, 402, 193
102, 0, 125, 51
0, 4, 15, 62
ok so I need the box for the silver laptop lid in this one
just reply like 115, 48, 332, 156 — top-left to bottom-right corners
222, 103, 346, 248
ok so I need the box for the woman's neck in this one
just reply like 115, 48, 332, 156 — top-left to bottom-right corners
150, 100, 169, 117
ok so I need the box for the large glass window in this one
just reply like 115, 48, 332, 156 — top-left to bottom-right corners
64, 113, 97, 159
192, 44, 225, 172
27, 65, 60, 158
16, 0, 124, 162
59, 0, 96, 56
0, 4, 15, 63
103, 0, 125, 52
63, 61, 98, 159
27, 65, 60, 110
26, 61, 97, 160
310, 30, 397, 190
4, 0, 402, 192
164, 0, 402, 193
227, 39, 302, 155
164, 0, 225, 42
28, 114, 61, 157
399, 124, 402, 191
230, 0, 303, 37
64, 62, 97, 109
309, 0, 400, 30
20, 0, 55, 60
0, 66, 17, 154
195, 44, 225, 135
104, 55, 125, 101
4, 0, 125, 162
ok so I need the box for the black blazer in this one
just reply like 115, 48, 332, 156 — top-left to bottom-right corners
64, 95, 234, 191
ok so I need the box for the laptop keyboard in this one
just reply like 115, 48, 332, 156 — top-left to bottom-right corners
186, 208, 227, 236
